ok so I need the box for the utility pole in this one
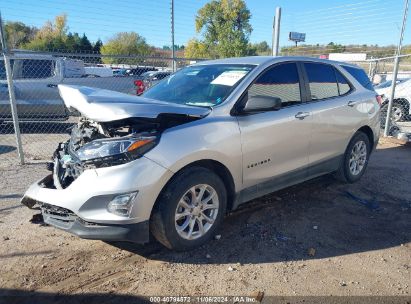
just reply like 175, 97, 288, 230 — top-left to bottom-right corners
272, 7, 281, 56
171, 0, 176, 72
384, 0, 409, 136
0, 12, 24, 164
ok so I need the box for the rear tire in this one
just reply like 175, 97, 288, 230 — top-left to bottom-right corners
381, 102, 406, 125
335, 131, 371, 183
150, 167, 227, 251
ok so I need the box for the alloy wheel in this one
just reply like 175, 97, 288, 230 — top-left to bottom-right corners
391, 106, 403, 122
174, 184, 219, 240
349, 140, 367, 176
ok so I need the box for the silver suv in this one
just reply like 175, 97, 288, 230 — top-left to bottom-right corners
21, 57, 380, 250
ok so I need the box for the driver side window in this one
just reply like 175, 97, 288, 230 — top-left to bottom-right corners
248, 62, 302, 107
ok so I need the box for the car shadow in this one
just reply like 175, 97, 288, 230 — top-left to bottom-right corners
0, 289, 150, 304
110, 143, 411, 264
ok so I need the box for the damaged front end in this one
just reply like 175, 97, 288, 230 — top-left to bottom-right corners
52, 113, 200, 189
21, 85, 210, 243
45, 84, 211, 189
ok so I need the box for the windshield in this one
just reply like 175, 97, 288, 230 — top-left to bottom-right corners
142, 64, 255, 106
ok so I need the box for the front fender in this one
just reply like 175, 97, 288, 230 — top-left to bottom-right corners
145, 115, 243, 192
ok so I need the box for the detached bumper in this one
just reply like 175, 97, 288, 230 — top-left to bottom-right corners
43, 209, 150, 243
67, 220, 149, 243
21, 197, 150, 243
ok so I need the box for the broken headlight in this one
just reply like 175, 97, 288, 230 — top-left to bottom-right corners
76, 135, 157, 166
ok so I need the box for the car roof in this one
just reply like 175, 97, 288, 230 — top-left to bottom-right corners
194, 56, 359, 68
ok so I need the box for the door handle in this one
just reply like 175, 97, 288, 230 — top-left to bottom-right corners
295, 112, 310, 119
47, 84, 58, 88
347, 100, 358, 107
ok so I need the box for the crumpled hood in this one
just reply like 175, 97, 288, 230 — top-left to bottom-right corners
58, 84, 211, 122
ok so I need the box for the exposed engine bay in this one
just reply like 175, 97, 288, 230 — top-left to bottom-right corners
51, 114, 201, 189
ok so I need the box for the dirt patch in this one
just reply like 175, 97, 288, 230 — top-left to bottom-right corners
0, 138, 410, 301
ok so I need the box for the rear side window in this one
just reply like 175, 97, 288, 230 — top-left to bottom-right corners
12, 59, 55, 79
341, 65, 373, 90
249, 62, 301, 107
304, 63, 339, 100
335, 69, 351, 95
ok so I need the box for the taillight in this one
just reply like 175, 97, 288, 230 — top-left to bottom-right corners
134, 80, 145, 95
376, 95, 383, 107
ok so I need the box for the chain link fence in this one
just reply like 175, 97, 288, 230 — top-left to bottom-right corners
0, 50, 196, 166
1, 0, 410, 168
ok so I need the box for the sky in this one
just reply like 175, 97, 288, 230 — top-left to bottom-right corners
1, 0, 409, 49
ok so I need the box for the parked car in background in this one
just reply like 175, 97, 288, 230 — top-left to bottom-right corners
134, 70, 172, 95
374, 78, 411, 122
125, 66, 157, 76
0, 54, 137, 121
21, 56, 380, 250
84, 66, 113, 77
112, 68, 128, 77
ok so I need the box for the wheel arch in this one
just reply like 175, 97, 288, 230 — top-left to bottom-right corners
151, 159, 237, 218
357, 125, 375, 150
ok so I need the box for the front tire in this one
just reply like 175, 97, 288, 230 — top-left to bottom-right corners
150, 167, 227, 251
335, 131, 371, 183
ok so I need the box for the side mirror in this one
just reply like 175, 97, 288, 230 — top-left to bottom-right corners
242, 95, 282, 113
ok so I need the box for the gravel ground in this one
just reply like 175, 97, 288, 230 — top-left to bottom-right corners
0, 137, 410, 303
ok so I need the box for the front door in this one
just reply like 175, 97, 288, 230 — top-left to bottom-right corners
236, 62, 312, 201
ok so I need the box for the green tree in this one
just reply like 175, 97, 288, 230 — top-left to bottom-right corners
163, 44, 185, 51
93, 39, 103, 53
79, 33, 93, 52
327, 42, 345, 53
247, 41, 270, 56
253, 41, 270, 54
92, 39, 103, 64
100, 32, 152, 64
184, 38, 210, 59
65, 32, 76, 51
187, 0, 252, 58
23, 14, 69, 51
4, 21, 37, 50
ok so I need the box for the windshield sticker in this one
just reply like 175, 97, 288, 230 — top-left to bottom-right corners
211, 70, 248, 86
186, 101, 214, 107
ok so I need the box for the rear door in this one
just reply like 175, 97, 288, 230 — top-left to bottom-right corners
301, 62, 363, 176
237, 62, 313, 200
